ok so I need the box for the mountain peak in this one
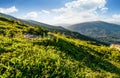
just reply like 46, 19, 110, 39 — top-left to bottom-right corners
68, 21, 120, 44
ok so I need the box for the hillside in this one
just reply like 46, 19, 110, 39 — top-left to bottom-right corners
68, 21, 120, 44
0, 15, 120, 78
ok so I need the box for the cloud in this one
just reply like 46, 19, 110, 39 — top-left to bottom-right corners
108, 14, 120, 24
100, 7, 108, 13
24, 12, 38, 18
0, 6, 18, 14
49, 0, 107, 24
24, 10, 50, 19
112, 14, 120, 19
97, 14, 120, 25
41, 10, 50, 14
22, 10, 53, 24
23, 0, 118, 25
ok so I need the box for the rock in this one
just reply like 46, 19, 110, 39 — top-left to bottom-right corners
110, 44, 120, 51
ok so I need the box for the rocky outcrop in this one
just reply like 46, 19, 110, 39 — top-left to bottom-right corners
24, 33, 39, 39
110, 44, 120, 51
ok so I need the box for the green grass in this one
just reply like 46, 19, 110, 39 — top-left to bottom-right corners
0, 16, 120, 78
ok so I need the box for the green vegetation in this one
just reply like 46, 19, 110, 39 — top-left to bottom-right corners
0, 16, 120, 78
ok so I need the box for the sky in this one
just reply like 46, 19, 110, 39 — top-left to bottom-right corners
0, 0, 120, 25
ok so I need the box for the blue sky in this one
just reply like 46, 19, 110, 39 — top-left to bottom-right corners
0, 0, 120, 25
106, 0, 120, 14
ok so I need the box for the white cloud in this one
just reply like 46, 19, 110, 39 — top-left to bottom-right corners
24, 12, 38, 18
22, 0, 120, 25
109, 14, 120, 24
101, 7, 108, 13
0, 6, 18, 14
24, 10, 50, 19
97, 14, 120, 25
50, 0, 107, 24
41, 10, 50, 14
112, 14, 120, 19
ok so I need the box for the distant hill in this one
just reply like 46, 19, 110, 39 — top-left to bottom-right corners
0, 13, 18, 20
68, 21, 120, 44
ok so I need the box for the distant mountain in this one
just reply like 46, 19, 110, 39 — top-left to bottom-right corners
0, 13, 107, 45
68, 21, 120, 44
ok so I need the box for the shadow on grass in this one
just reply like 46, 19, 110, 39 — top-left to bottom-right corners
33, 38, 120, 76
